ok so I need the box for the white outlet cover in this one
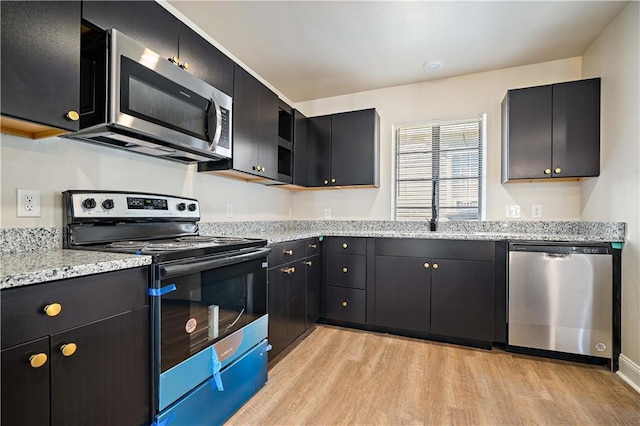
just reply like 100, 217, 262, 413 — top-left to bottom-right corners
532, 204, 542, 218
505, 204, 520, 218
324, 208, 331, 219
226, 204, 233, 217
17, 189, 41, 217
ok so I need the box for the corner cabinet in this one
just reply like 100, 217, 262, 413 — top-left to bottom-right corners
0, 267, 150, 426
0, 1, 81, 138
502, 78, 601, 182
307, 109, 380, 188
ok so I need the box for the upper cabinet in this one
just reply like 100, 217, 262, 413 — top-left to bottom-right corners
306, 108, 380, 188
1, 1, 81, 138
502, 78, 601, 182
82, 1, 233, 95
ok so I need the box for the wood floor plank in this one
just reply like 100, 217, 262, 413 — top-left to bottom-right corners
227, 325, 640, 425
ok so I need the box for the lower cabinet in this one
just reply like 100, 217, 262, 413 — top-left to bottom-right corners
0, 267, 150, 426
373, 239, 496, 345
267, 238, 320, 360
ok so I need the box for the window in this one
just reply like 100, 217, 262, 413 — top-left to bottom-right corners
394, 114, 485, 221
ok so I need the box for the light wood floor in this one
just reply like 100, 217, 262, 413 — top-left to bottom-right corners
227, 325, 640, 425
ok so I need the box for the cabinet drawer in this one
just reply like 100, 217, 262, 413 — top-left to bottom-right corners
326, 253, 366, 289
1, 267, 148, 349
326, 287, 366, 324
268, 239, 306, 267
305, 237, 320, 257
326, 237, 366, 255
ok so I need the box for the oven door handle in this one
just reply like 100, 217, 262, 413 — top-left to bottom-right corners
159, 247, 271, 279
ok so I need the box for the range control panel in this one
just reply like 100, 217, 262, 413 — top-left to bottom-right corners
66, 191, 200, 220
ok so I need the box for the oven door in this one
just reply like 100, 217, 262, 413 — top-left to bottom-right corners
110, 29, 232, 159
151, 247, 270, 413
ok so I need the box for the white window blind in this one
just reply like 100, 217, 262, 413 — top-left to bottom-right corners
395, 114, 484, 221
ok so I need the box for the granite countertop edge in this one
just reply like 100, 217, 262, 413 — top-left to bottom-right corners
1, 250, 152, 290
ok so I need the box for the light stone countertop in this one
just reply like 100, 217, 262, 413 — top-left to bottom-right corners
1, 250, 152, 290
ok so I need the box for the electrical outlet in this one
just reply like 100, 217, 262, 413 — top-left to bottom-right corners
17, 189, 41, 217
226, 204, 233, 218
505, 204, 520, 218
324, 208, 331, 219
532, 204, 542, 218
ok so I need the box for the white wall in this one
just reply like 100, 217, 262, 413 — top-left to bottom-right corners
0, 134, 293, 228
581, 2, 640, 386
293, 58, 584, 220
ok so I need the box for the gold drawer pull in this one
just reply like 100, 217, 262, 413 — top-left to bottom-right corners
544, 168, 551, 175
331, 178, 336, 183
65, 110, 79, 121
304, 261, 313, 266
281, 267, 296, 275
323, 179, 329, 185
342, 243, 348, 249
283, 249, 293, 255
60, 343, 77, 357
554, 167, 562, 174
29, 353, 48, 368
433, 263, 439, 269
342, 267, 348, 273
424, 262, 430, 269
309, 244, 317, 249
44, 303, 62, 317
342, 301, 348, 307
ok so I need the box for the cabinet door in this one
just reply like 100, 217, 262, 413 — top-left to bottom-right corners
502, 85, 552, 181
331, 109, 379, 186
306, 115, 332, 186
233, 65, 263, 176
552, 78, 600, 178
258, 84, 279, 180
1, 337, 50, 426
293, 110, 309, 186
82, 1, 179, 61
430, 259, 494, 342
267, 267, 289, 360
1, 1, 80, 131
374, 256, 430, 332
287, 260, 307, 343
178, 24, 234, 96
50, 308, 150, 426
305, 255, 321, 328
326, 253, 366, 289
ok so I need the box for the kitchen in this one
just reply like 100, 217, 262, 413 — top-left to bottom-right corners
1, 0, 639, 425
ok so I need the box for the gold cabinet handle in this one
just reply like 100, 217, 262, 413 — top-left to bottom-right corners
544, 168, 551, 175
281, 266, 296, 275
342, 267, 348, 273
29, 353, 48, 368
342, 301, 348, 307
168, 56, 179, 64
331, 178, 336, 183
554, 167, 562, 174
283, 249, 293, 255
342, 243, 348, 249
60, 343, 77, 357
309, 243, 317, 249
433, 263, 439, 269
65, 110, 79, 121
304, 260, 313, 266
181, 62, 190, 70
260, 166, 266, 172
44, 303, 62, 317
424, 262, 430, 269
323, 179, 329, 185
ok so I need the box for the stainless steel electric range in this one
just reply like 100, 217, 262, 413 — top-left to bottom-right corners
63, 190, 271, 426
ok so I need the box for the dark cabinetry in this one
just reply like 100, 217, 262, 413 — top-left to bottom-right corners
323, 237, 369, 324
374, 239, 496, 345
502, 78, 600, 182
82, 1, 233, 95
307, 109, 380, 187
0, 267, 150, 426
267, 238, 320, 360
1, 1, 81, 137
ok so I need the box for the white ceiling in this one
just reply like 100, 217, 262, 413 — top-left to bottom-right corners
168, 1, 628, 103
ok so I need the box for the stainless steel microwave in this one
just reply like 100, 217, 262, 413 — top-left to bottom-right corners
67, 29, 232, 163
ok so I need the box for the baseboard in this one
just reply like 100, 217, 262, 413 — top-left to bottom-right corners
617, 354, 640, 394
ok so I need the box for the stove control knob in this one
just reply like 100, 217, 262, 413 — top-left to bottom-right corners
102, 199, 115, 210
188, 203, 197, 212
82, 198, 96, 210
177, 203, 186, 211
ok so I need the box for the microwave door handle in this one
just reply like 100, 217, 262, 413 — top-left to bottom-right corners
206, 97, 223, 150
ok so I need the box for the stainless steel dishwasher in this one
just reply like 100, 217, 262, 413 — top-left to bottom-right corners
508, 242, 613, 358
